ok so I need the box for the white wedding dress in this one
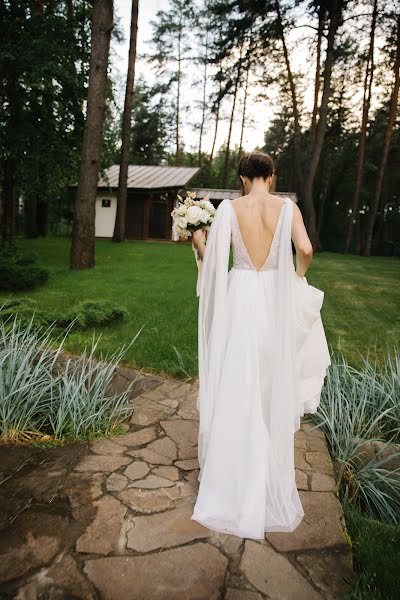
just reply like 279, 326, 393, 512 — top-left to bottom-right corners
190, 197, 331, 539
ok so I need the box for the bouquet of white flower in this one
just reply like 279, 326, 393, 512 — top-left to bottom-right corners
171, 190, 216, 239
171, 191, 216, 296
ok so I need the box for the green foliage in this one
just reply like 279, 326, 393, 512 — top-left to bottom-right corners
0, 244, 49, 291
0, 313, 142, 443
128, 78, 175, 165
0, 297, 129, 330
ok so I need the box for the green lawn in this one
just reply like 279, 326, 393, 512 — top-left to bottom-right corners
345, 506, 400, 599
1, 237, 399, 378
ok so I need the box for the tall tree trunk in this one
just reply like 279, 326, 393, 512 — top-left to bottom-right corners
175, 27, 182, 166
1, 159, 16, 244
309, 4, 325, 157
113, 0, 138, 242
221, 86, 238, 187
209, 77, 222, 165
239, 60, 250, 156
317, 155, 332, 235
302, 0, 342, 249
1, 33, 18, 244
275, 0, 304, 197
70, 0, 113, 269
363, 14, 400, 256
198, 24, 209, 162
221, 44, 243, 188
344, 0, 377, 254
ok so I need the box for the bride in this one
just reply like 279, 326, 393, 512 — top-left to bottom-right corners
189, 151, 331, 539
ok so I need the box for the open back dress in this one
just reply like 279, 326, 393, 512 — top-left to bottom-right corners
190, 197, 331, 539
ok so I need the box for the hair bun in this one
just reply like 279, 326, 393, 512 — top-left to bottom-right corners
238, 151, 275, 181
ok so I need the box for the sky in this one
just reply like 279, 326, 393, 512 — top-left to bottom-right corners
111, 0, 270, 154
111, 1, 384, 157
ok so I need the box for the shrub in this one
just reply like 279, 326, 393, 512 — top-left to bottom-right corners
0, 243, 49, 291
312, 348, 400, 526
0, 311, 143, 443
0, 298, 129, 330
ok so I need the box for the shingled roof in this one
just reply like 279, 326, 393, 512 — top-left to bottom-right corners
98, 165, 200, 190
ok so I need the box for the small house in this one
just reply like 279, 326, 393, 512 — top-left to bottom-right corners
95, 164, 200, 240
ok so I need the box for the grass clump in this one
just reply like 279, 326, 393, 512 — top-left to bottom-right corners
313, 347, 400, 525
0, 310, 143, 444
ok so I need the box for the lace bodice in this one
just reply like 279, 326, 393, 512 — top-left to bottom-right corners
227, 198, 288, 271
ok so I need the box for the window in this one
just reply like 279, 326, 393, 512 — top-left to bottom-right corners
102, 198, 111, 208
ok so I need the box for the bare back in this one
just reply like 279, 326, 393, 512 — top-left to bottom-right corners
231, 193, 286, 271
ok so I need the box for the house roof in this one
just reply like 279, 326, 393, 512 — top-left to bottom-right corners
98, 165, 200, 190
191, 188, 298, 203
191, 188, 241, 201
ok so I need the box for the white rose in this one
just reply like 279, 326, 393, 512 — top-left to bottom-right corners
186, 205, 203, 225
176, 216, 187, 228
199, 208, 210, 223
201, 200, 215, 213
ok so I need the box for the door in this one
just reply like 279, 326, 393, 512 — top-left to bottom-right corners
126, 197, 144, 238
148, 201, 167, 239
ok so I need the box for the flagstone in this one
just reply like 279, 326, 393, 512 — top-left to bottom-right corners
74, 455, 131, 473
141, 389, 167, 401
130, 407, 164, 427
167, 383, 192, 399
123, 460, 150, 481
310, 472, 336, 492
295, 550, 354, 597
177, 392, 199, 420
265, 491, 346, 552
295, 468, 309, 490
106, 472, 128, 492
239, 540, 323, 599
153, 380, 183, 394
185, 469, 200, 483
306, 436, 328, 452
129, 474, 176, 489
163, 480, 197, 500
126, 502, 212, 552
14, 554, 93, 600
178, 444, 199, 459
112, 426, 158, 448
76, 495, 127, 555
117, 488, 174, 513
175, 458, 199, 470
305, 451, 335, 476
152, 465, 180, 481
90, 438, 128, 455
127, 448, 173, 465
159, 397, 179, 408
146, 435, 178, 460
224, 589, 263, 600
160, 419, 198, 447
84, 543, 228, 600
302, 423, 325, 439
295, 447, 312, 471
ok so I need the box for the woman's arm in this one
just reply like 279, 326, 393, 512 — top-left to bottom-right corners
291, 203, 313, 277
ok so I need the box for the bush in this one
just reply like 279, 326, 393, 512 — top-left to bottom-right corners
312, 348, 400, 526
0, 311, 143, 443
0, 298, 129, 330
0, 243, 49, 291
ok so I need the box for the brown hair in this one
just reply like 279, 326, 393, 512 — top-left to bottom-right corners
237, 151, 275, 181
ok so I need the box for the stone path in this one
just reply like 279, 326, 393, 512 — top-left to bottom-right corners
2, 372, 355, 599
